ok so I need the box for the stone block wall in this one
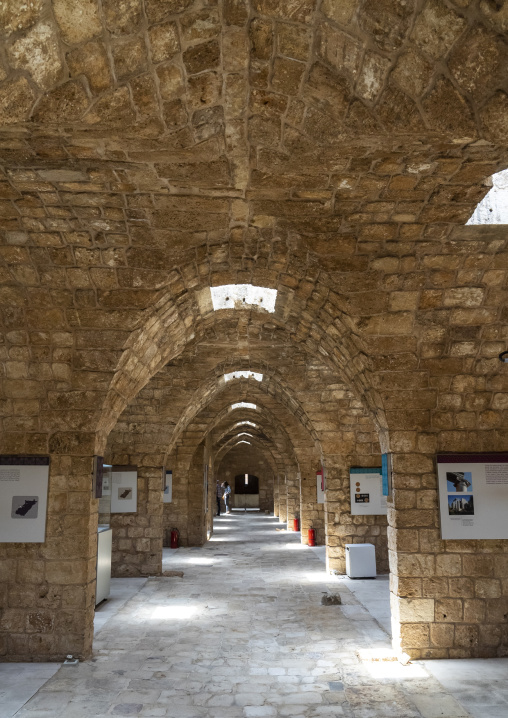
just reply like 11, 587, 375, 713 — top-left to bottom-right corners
300, 462, 326, 546
325, 457, 388, 575
0, 452, 97, 662
390, 450, 508, 659
162, 456, 191, 547
2, 0, 508, 665
108, 465, 163, 578
218, 444, 275, 513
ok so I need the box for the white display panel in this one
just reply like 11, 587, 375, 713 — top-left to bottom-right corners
316, 469, 325, 504
0, 460, 49, 543
350, 468, 387, 515
111, 469, 137, 513
102, 464, 112, 496
437, 453, 508, 540
163, 470, 172, 504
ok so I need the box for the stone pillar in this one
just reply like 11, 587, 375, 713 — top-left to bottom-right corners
286, 471, 300, 530
273, 474, 280, 517
187, 451, 208, 546
300, 463, 325, 545
110, 463, 163, 577
163, 452, 189, 546
258, 472, 274, 512
324, 455, 387, 574
389, 449, 508, 659
0, 451, 97, 662
324, 460, 344, 573
278, 475, 287, 523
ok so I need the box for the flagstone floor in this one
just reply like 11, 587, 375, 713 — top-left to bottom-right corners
3, 512, 508, 718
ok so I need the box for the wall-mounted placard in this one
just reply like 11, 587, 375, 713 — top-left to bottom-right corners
437, 453, 508, 539
316, 467, 325, 504
93, 456, 103, 499
163, 470, 173, 504
381, 453, 392, 498
111, 466, 137, 513
102, 465, 112, 496
350, 468, 387, 515
0, 456, 50, 543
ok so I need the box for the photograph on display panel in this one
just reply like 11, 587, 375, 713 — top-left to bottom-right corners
447, 494, 474, 516
111, 467, 138, 513
446, 471, 473, 493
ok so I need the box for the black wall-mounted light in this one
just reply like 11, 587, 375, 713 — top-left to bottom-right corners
499, 351, 508, 363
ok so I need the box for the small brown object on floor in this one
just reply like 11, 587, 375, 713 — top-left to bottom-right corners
321, 594, 342, 605
162, 570, 184, 577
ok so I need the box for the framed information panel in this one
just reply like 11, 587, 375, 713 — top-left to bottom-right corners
316, 468, 325, 504
111, 467, 137, 513
437, 453, 508, 540
163, 470, 173, 504
350, 467, 387, 515
0, 456, 50, 543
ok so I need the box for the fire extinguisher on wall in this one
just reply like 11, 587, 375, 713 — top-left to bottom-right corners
170, 528, 179, 549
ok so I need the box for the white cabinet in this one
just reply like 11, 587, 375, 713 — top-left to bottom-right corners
345, 543, 376, 578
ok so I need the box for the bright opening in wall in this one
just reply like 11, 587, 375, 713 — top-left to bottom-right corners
237, 432, 254, 438
224, 371, 263, 382
237, 440, 251, 445
467, 169, 508, 224
234, 421, 257, 429
231, 402, 257, 410
245, 473, 248, 485
210, 284, 277, 312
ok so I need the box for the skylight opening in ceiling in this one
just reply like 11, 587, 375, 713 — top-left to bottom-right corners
234, 421, 257, 429
237, 432, 254, 438
210, 285, 277, 312
224, 371, 263, 382
236, 440, 251, 445
467, 169, 508, 224
230, 402, 257, 411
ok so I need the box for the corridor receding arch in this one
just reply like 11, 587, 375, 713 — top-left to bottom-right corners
3, 0, 508, 665
95, 260, 388, 453
163, 358, 324, 460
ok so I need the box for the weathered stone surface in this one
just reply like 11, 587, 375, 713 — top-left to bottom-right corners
183, 39, 220, 74
149, 22, 180, 63
411, 0, 467, 59
0, 77, 36, 124
67, 41, 111, 94
0, 0, 508, 667
103, 0, 142, 34
8, 23, 62, 90
360, 0, 416, 52
53, 0, 102, 45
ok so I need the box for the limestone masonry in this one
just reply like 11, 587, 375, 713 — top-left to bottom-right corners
1, 0, 508, 663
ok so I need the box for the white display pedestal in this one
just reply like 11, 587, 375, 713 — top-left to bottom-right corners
345, 543, 376, 578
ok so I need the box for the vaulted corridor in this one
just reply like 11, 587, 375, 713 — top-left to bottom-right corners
5, 513, 507, 718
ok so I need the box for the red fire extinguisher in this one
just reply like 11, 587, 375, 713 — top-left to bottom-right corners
170, 528, 179, 549
308, 528, 316, 546
293, 518, 300, 532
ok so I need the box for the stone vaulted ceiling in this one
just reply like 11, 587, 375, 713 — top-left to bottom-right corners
1, 0, 508, 457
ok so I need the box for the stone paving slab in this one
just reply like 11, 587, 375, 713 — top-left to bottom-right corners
7, 513, 504, 717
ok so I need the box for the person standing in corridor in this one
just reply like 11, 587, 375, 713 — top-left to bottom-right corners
216, 480, 222, 516
222, 481, 231, 514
